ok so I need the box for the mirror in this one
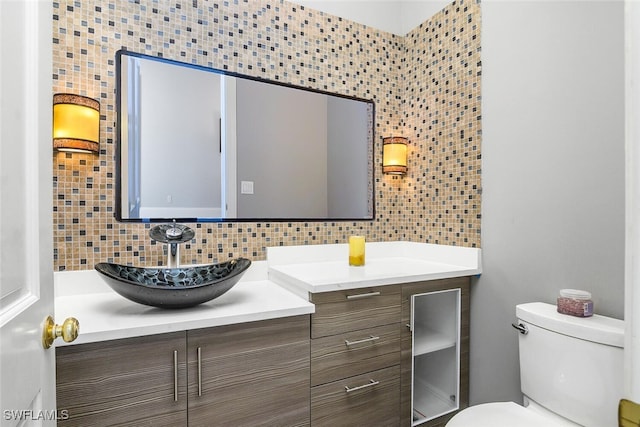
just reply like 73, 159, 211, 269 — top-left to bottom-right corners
115, 50, 375, 222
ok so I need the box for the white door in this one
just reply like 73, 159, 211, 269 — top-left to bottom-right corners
0, 1, 57, 426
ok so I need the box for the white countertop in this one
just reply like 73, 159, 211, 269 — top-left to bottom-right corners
55, 262, 314, 346
55, 242, 481, 346
268, 241, 481, 296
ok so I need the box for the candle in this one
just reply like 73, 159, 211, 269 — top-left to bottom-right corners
349, 236, 365, 266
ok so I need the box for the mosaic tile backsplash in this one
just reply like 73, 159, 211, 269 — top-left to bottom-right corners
52, 0, 481, 271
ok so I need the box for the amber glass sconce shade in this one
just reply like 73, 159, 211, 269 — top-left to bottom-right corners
382, 136, 408, 175
53, 94, 100, 153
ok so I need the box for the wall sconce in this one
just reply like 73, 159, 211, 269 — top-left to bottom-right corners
382, 136, 408, 175
53, 93, 100, 153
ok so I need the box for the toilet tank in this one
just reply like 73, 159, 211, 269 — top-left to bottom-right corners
516, 302, 624, 427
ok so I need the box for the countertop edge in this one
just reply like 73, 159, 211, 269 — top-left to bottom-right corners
58, 304, 315, 347
55, 269, 314, 346
268, 265, 481, 294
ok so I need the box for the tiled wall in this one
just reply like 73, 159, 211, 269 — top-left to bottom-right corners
52, 0, 481, 271
402, 2, 482, 246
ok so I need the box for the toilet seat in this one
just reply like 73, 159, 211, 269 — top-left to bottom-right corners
446, 402, 576, 427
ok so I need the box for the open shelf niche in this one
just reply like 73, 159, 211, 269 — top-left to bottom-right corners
411, 289, 461, 426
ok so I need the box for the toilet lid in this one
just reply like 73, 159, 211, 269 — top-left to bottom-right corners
446, 402, 568, 427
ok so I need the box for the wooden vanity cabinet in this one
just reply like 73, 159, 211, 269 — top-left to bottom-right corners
306, 277, 470, 427
309, 285, 402, 427
57, 276, 470, 427
56, 315, 310, 427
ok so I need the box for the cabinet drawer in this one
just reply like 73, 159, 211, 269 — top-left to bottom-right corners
310, 285, 401, 338
311, 365, 400, 427
311, 323, 400, 386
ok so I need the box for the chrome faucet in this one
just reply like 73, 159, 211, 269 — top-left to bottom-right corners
149, 220, 194, 268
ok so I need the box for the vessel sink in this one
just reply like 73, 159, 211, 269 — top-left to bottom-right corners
95, 258, 251, 309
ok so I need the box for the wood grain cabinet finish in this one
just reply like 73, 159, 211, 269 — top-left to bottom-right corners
56, 332, 187, 427
310, 285, 401, 338
400, 278, 470, 427
56, 315, 310, 427
311, 323, 400, 387
311, 365, 400, 427
309, 285, 402, 426
187, 316, 310, 427
308, 277, 470, 427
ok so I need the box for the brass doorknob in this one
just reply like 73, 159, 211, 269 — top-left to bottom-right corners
42, 316, 79, 349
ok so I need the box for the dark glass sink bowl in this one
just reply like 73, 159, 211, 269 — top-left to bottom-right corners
95, 258, 251, 309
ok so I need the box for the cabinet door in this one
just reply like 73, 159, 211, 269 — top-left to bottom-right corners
56, 332, 187, 427
187, 315, 310, 427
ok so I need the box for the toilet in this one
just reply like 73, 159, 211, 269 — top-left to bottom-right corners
447, 302, 624, 427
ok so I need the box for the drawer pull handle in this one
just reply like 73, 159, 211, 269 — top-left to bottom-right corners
173, 350, 179, 402
197, 347, 202, 396
345, 379, 380, 393
345, 335, 380, 347
346, 291, 381, 300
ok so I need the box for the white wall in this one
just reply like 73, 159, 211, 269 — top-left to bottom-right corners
140, 60, 222, 216
327, 97, 370, 218
294, 0, 627, 406
235, 79, 328, 218
477, 0, 625, 404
